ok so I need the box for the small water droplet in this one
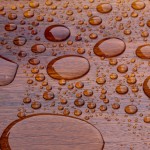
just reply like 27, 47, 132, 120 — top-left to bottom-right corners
74, 99, 85, 107
31, 44, 46, 53
43, 91, 54, 100
5, 24, 17, 31
125, 105, 138, 114
116, 85, 128, 94
13, 36, 27, 46
97, 3, 112, 13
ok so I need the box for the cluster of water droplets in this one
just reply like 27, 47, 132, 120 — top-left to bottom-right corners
0, 1, 150, 149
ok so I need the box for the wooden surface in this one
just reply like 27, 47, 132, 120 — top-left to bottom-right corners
0, 0, 150, 150
0, 114, 104, 150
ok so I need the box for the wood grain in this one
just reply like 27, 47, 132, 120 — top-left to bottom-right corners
0, 0, 150, 150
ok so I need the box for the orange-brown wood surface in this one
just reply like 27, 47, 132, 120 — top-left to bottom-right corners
0, 0, 150, 150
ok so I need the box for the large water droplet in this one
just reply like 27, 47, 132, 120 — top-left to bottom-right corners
0, 114, 104, 150
93, 38, 126, 58
143, 76, 150, 98
131, 1, 145, 10
96, 3, 112, 13
47, 55, 90, 80
0, 56, 18, 86
136, 44, 150, 59
45, 25, 70, 42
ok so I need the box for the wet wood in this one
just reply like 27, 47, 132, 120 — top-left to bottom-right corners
0, 114, 104, 150
0, 0, 150, 150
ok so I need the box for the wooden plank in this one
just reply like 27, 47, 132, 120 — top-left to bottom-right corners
0, 0, 150, 150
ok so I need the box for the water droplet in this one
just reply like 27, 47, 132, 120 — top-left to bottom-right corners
5, 24, 17, 31
147, 20, 150, 28
77, 47, 85, 54
23, 97, 31, 103
0, 56, 18, 86
75, 81, 84, 89
31, 44, 46, 53
117, 64, 128, 73
0, 114, 104, 150
94, 38, 126, 58
17, 112, 26, 118
43, 91, 54, 100
76, 93, 82, 98
35, 73, 45, 82
24, 10, 34, 18
87, 102, 96, 109
143, 76, 150, 98
42, 81, 48, 86
60, 98, 67, 104
27, 79, 33, 84
136, 44, 150, 59
29, 1, 39, 8
125, 105, 138, 114
96, 3, 112, 13
8, 13, 17, 20
28, 58, 40, 65
131, 1, 145, 10
143, 116, 150, 123
13, 36, 27, 46
0, 6, 4, 11
89, 33, 98, 39
58, 105, 64, 110
109, 58, 118, 65
45, 25, 70, 42
47, 55, 90, 80
11, 5, 17, 10
74, 109, 82, 116
127, 77, 137, 84
31, 101, 41, 109
124, 29, 132, 35
112, 103, 120, 109
74, 99, 85, 107
110, 73, 118, 79
58, 79, 66, 85
18, 51, 27, 57
31, 67, 39, 74
63, 108, 70, 116
96, 77, 106, 84
45, 0, 53, 6
83, 89, 93, 97
99, 105, 107, 111
89, 16, 102, 25
116, 85, 128, 94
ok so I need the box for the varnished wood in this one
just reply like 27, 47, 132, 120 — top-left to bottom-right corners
0, 0, 150, 150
